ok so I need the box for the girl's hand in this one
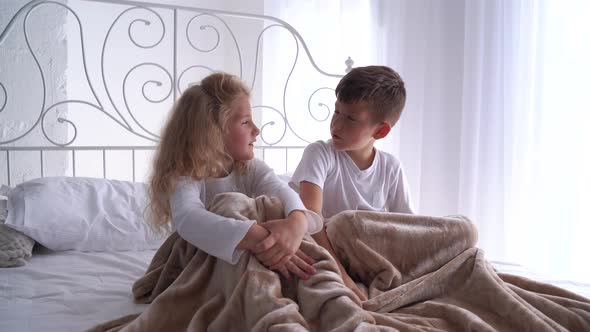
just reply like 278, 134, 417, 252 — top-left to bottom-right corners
252, 210, 308, 268
273, 249, 316, 280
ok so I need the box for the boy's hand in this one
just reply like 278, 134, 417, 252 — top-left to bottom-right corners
237, 224, 270, 251
273, 249, 316, 280
252, 210, 308, 268
340, 269, 367, 301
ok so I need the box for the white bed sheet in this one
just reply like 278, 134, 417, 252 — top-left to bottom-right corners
491, 260, 590, 299
0, 247, 155, 332
1, 248, 589, 332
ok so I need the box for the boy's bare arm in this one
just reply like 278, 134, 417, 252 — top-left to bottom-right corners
297, 184, 346, 261
299, 181, 343, 265
237, 224, 270, 251
299, 181, 367, 300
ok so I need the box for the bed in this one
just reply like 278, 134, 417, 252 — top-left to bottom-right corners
1, 1, 590, 331
0, 248, 154, 331
1, 247, 589, 331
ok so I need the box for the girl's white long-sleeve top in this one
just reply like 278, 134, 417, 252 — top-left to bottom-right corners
169, 158, 322, 264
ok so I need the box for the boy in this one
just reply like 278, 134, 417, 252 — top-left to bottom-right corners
289, 66, 414, 300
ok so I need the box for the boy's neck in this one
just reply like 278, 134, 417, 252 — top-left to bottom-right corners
345, 143, 376, 171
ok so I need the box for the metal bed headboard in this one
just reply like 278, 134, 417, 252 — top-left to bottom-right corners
0, 0, 353, 186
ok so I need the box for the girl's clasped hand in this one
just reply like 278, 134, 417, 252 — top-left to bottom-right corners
253, 211, 316, 280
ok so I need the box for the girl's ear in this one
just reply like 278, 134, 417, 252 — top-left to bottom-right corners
373, 122, 391, 140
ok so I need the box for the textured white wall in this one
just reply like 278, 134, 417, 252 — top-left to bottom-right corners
0, 0, 68, 185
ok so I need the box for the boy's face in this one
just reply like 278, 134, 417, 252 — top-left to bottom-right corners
330, 101, 387, 151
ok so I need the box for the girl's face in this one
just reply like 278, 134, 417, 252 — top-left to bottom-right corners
223, 94, 260, 161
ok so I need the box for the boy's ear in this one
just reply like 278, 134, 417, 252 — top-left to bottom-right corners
373, 122, 391, 140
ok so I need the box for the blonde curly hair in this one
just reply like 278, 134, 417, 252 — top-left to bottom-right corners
147, 72, 250, 233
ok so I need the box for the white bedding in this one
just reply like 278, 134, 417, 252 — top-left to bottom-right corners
0, 248, 588, 332
0, 247, 155, 332
491, 260, 590, 299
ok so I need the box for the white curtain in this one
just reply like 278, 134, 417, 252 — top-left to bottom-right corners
260, 0, 378, 171
377, 0, 590, 283
266, 0, 590, 283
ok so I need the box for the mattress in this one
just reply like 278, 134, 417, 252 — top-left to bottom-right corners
0, 247, 155, 332
491, 260, 590, 299
1, 248, 588, 332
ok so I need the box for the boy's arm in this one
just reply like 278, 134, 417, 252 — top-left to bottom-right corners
250, 159, 322, 234
299, 181, 340, 266
237, 224, 270, 251
299, 181, 367, 301
387, 166, 415, 214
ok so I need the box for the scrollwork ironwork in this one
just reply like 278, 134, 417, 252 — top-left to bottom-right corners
102, 5, 167, 133
186, 14, 220, 53
0, 0, 347, 148
308, 88, 335, 122
176, 65, 214, 93
252, 105, 287, 146
0, 83, 6, 114
185, 13, 243, 79
122, 62, 173, 139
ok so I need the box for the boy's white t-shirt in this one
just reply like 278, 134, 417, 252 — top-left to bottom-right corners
169, 158, 322, 265
289, 140, 414, 219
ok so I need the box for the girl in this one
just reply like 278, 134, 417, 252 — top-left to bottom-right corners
147, 72, 321, 279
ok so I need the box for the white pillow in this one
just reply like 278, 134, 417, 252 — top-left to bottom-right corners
4, 177, 167, 252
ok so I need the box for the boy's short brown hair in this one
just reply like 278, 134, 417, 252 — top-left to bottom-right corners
335, 66, 406, 124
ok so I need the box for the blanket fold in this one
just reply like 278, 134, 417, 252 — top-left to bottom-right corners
90, 193, 590, 332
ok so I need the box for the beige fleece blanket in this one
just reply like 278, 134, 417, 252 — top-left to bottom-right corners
90, 193, 590, 332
